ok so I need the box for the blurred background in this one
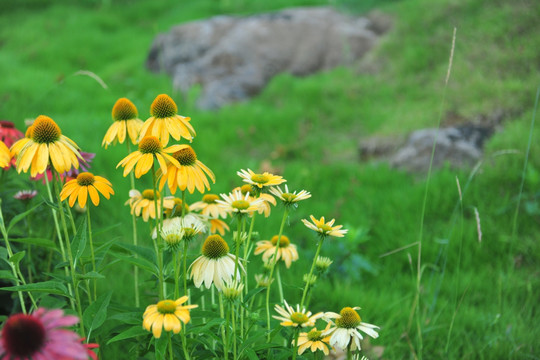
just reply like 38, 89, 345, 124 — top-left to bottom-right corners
0, 0, 539, 358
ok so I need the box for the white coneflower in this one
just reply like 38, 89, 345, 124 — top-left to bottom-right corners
273, 300, 323, 328
323, 307, 379, 351
269, 185, 311, 208
189, 235, 244, 291
216, 189, 264, 217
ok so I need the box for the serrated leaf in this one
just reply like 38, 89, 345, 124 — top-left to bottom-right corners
7, 201, 44, 234
9, 251, 25, 266
1, 280, 70, 297
107, 326, 148, 345
83, 291, 112, 334
9, 237, 58, 251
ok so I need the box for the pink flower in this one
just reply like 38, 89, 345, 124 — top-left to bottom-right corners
13, 190, 38, 201
0, 120, 23, 148
0, 308, 94, 360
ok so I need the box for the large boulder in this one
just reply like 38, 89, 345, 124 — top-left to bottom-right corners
146, 7, 391, 109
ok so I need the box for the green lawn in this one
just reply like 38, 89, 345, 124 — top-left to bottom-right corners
0, 0, 539, 358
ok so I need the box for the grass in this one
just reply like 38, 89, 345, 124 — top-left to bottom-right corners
0, 0, 539, 358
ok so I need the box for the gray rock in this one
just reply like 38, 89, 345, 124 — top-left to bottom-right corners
390, 124, 494, 172
146, 7, 390, 109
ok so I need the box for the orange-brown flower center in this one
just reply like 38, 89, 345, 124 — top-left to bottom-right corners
31, 116, 61, 144
76, 172, 95, 186
201, 235, 229, 259
150, 94, 177, 118
271, 235, 290, 247
157, 300, 177, 314
202, 194, 219, 204
173, 146, 197, 166
335, 307, 361, 328
138, 136, 162, 154
112, 98, 138, 121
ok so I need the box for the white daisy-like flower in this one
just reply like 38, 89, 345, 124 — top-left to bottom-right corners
188, 235, 244, 291
273, 300, 323, 328
269, 185, 311, 207
216, 189, 264, 216
190, 193, 229, 219
302, 215, 348, 238
237, 168, 286, 189
323, 307, 379, 351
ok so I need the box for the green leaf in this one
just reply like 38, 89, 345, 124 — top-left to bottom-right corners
109, 252, 157, 274
9, 237, 58, 251
1, 280, 70, 297
113, 242, 156, 263
155, 334, 168, 359
0, 270, 16, 281
107, 325, 148, 345
108, 312, 142, 326
9, 251, 25, 266
7, 201, 44, 234
71, 216, 88, 269
83, 291, 112, 334
76, 271, 105, 281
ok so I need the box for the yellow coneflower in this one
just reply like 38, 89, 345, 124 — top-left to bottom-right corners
9, 125, 33, 157
215, 189, 264, 217
323, 307, 379, 351
125, 189, 175, 222
0, 140, 11, 168
158, 145, 215, 194
273, 300, 323, 328
60, 172, 114, 208
139, 94, 195, 146
190, 194, 228, 219
142, 296, 197, 338
237, 168, 286, 190
102, 98, 143, 149
302, 215, 348, 238
296, 323, 333, 356
254, 235, 299, 269
189, 235, 243, 291
14, 115, 82, 177
163, 197, 190, 218
116, 136, 181, 178
209, 219, 229, 235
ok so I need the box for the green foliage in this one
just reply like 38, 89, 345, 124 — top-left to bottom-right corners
0, 0, 539, 359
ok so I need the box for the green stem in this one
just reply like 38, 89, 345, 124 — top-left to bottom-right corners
300, 235, 325, 308
127, 142, 141, 308
44, 172, 75, 309
168, 332, 174, 360
174, 251, 180, 299
346, 343, 352, 360
276, 265, 284, 303
233, 216, 242, 282
181, 329, 191, 360
219, 292, 229, 360
243, 213, 256, 296
52, 169, 85, 337
87, 206, 97, 302
266, 208, 289, 340
231, 302, 237, 360
291, 328, 300, 360
152, 165, 164, 300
